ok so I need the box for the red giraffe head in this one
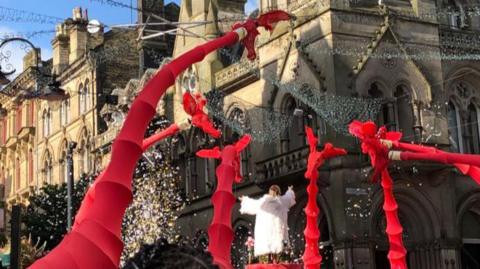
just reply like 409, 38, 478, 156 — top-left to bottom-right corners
182, 91, 221, 138
232, 10, 292, 60
348, 120, 402, 182
304, 126, 346, 179
197, 135, 251, 183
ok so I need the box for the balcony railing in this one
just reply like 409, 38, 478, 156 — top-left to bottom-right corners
94, 126, 120, 150
214, 58, 259, 89
255, 146, 309, 182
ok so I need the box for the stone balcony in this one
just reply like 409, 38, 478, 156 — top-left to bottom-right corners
255, 146, 309, 183
94, 126, 120, 150
214, 58, 259, 92
18, 127, 35, 141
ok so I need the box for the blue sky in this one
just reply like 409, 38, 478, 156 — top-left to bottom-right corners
0, 0, 257, 75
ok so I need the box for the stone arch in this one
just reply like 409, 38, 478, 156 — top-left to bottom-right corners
369, 179, 442, 243
288, 187, 335, 257
456, 191, 480, 234
456, 191, 480, 268
360, 77, 391, 98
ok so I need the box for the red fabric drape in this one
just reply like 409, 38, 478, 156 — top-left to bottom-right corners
303, 127, 346, 269
348, 121, 408, 269
197, 135, 251, 269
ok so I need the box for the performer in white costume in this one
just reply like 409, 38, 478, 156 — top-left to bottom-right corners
239, 185, 296, 262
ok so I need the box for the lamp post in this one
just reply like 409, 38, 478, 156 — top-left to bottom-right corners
0, 37, 68, 102
66, 141, 77, 231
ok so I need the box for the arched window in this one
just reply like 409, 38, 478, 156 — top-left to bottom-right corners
78, 131, 91, 175
79, 83, 85, 114
60, 99, 70, 127
172, 135, 187, 196
43, 152, 53, 184
368, 82, 396, 130
448, 101, 462, 152
191, 131, 209, 197
459, 204, 480, 268
466, 104, 480, 154
281, 96, 305, 153
28, 150, 33, 184
84, 80, 90, 110
42, 109, 51, 136
394, 85, 414, 140
225, 108, 250, 180
60, 142, 68, 183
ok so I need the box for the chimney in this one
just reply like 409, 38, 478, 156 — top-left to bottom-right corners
22, 48, 41, 71
52, 23, 70, 74
69, 7, 89, 63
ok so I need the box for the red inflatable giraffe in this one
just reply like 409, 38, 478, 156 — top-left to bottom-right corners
196, 135, 252, 269
303, 127, 346, 269
28, 10, 291, 269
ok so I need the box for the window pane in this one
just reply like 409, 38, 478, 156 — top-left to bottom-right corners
448, 102, 461, 152
468, 104, 480, 154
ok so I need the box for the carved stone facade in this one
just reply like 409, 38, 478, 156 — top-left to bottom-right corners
0, 7, 140, 207
167, 0, 480, 268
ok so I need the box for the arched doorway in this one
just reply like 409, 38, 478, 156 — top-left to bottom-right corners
458, 193, 480, 268
290, 195, 333, 268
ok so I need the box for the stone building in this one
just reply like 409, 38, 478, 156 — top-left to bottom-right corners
0, 7, 140, 207
0, 49, 47, 206
162, 0, 480, 268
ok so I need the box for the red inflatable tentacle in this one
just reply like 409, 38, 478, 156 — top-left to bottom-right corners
141, 123, 180, 151
381, 170, 407, 269
197, 136, 250, 269
399, 151, 480, 167
302, 127, 346, 269
348, 121, 408, 269
386, 141, 480, 185
303, 169, 322, 269
29, 28, 243, 269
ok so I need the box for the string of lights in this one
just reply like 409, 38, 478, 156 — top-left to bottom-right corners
0, 5, 63, 24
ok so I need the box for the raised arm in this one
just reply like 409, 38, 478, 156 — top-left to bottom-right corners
281, 186, 296, 208
239, 196, 262, 215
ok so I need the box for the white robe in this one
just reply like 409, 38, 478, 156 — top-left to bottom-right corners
240, 190, 296, 256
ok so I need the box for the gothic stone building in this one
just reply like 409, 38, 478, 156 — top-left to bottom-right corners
166, 0, 480, 268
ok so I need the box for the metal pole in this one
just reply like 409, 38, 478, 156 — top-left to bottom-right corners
66, 142, 77, 231
10, 205, 21, 269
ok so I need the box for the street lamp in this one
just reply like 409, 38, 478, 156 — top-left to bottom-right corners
0, 37, 68, 102
66, 141, 77, 231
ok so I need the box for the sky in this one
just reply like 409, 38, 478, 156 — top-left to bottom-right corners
0, 0, 258, 77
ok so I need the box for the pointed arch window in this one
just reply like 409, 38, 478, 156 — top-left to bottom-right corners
394, 85, 415, 140
43, 152, 53, 184
281, 96, 305, 153
60, 141, 68, 183
447, 101, 463, 153
42, 109, 51, 136
466, 104, 480, 154
60, 99, 70, 126
368, 82, 396, 130
84, 80, 90, 110
79, 83, 86, 114
78, 131, 91, 175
